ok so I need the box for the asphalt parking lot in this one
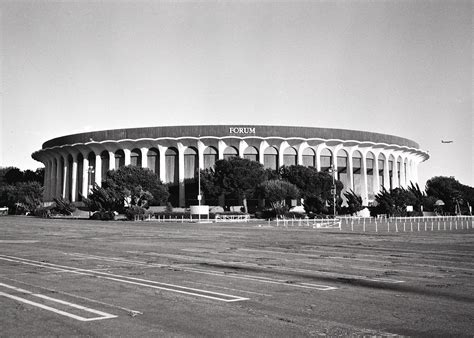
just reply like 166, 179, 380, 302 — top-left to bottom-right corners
0, 216, 473, 336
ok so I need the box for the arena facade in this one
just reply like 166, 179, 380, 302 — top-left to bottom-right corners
32, 125, 429, 207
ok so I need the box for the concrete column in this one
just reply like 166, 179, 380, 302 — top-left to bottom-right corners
56, 156, 63, 198
42, 159, 50, 201
95, 154, 102, 187
259, 140, 268, 165
71, 155, 78, 202
218, 140, 226, 160
62, 155, 68, 199
347, 147, 355, 191
383, 153, 391, 191
297, 142, 308, 166
278, 141, 289, 169
373, 152, 381, 195
44, 159, 50, 201
412, 157, 420, 184
51, 158, 57, 200
82, 156, 89, 197
140, 147, 148, 168
360, 151, 369, 205
177, 143, 185, 207
197, 140, 205, 170
108, 151, 115, 170
238, 140, 247, 158
392, 155, 399, 189
50, 158, 57, 200
123, 148, 131, 166
407, 157, 415, 186
331, 145, 343, 176
315, 144, 325, 172
400, 157, 407, 188
158, 145, 166, 183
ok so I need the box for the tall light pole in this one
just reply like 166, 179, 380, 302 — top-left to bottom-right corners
88, 165, 95, 195
87, 165, 94, 218
197, 136, 201, 207
328, 164, 337, 218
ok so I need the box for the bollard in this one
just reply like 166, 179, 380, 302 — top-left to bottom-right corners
351, 220, 354, 232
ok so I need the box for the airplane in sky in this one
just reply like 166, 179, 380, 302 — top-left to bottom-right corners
441, 140, 454, 144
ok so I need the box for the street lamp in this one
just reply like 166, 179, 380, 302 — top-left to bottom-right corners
87, 165, 94, 218
88, 165, 95, 195
328, 164, 337, 218
197, 136, 202, 207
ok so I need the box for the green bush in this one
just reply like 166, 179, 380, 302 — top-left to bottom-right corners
125, 206, 147, 220
90, 211, 116, 221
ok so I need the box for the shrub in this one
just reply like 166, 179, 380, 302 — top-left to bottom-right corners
52, 197, 76, 215
91, 210, 116, 221
125, 205, 147, 220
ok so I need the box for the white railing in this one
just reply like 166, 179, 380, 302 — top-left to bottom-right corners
339, 215, 473, 233
274, 217, 341, 230
215, 214, 250, 222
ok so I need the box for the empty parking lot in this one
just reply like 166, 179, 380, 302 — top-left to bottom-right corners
0, 216, 473, 336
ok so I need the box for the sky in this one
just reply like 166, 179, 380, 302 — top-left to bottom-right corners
0, 0, 472, 188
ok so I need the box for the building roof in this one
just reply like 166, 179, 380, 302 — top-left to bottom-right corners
42, 125, 421, 149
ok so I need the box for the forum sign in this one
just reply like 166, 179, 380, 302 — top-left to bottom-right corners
229, 127, 256, 134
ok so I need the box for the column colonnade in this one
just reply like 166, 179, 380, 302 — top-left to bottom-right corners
34, 138, 425, 207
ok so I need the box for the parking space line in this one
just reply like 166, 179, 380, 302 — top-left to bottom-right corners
0, 283, 116, 321
0, 275, 143, 317
65, 252, 339, 291
0, 255, 249, 302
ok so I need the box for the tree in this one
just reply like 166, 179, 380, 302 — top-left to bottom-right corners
259, 180, 300, 216
373, 187, 417, 217
2, 167, 44, 185
343, 190, 363, 215
83, 166, 169, 218
390, 188, 417, 215
279, 165, 343, 214
105, 166, 169, 206
83, 183, 123, 213
4, 167, 24, 184
0, 181, 43, 214
207, 158, 268, 213
425, 176, 472, 214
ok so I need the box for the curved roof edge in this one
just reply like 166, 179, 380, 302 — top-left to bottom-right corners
42, 125, 421, 150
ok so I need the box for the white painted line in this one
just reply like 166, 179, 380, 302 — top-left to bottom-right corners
0, 240, 39, 244
299, 283, 339, 291
64, 252, 339, 292
0, 283, 116, 321
0, 275, 142, 317
364, 278, 405, 284
184, 281, 273, 297
0, 255, 249, 302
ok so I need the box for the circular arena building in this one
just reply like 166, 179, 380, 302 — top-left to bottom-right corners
32, 125, 429, 207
